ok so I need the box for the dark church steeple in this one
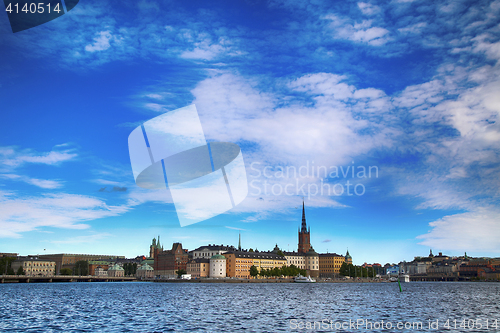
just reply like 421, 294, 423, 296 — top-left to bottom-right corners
298, 200, 311, 253
301, 201, 307, 233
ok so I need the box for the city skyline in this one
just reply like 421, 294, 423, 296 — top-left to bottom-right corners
1, 0, 500, 265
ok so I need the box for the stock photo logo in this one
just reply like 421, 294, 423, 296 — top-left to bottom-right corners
4, 0, 79, 33
128, 104, 248, 227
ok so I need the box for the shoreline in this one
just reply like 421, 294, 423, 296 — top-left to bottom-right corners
2, 275, 498, 284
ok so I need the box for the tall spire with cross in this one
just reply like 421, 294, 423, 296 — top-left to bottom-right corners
298, 200, 311, 253
301, 201, 307, 233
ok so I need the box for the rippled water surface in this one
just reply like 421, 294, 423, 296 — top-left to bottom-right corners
1, 282, 499, 332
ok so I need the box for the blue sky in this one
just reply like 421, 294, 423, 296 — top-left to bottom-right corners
1, 0, 499, 265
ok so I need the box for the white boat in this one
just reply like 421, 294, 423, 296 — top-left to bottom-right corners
294, 275, 316, 283
399, 274, 410, 283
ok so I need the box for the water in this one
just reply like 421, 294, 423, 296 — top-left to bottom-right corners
0, 282, 499, 332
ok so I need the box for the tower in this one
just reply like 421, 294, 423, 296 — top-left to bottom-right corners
298, 201, 311, 253
149, 235, 163, 259
238, 232, 241, 251
345, 249, 352, 264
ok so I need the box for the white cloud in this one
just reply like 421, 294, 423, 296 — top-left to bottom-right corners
188, 72, 394, 219
179, 34, 242, 60
398, 22, 427, 35
0, 147, 77, 169
324, 15, 390, 46
85, 31, 114, 52
91, 179, 122, 186
417, 208, 500, 252
0, 192, 130, 238
357, 2, 381, 16
0, 174, 63, 189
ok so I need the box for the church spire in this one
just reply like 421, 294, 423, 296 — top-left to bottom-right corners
238, 232, 241, 251
301, 201, 307, 233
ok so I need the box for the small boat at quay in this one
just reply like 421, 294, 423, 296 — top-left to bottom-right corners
294, 275, 316, 283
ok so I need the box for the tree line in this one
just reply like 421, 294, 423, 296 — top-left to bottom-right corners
339, 262, 382, 278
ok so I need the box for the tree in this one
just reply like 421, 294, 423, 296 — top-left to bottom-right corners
73, 260, 89, 276
249, 248, 254, 252
340, 262, 355, 277
276, 250, 284, 257
0, 257, 16, 275
16, 266, 25, 275
176, 269, 186, 278
249, 265, 258, 277
60, 268, 72, 275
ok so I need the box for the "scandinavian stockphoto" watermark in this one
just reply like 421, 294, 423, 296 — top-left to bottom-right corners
249, 161, 379, 199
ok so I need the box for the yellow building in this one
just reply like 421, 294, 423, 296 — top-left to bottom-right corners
11, 257, 56, 277
319, 253, 346, 277
187, 258, 210, 278
225, 251, 287, 278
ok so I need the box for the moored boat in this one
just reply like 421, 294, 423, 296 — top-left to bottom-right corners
294, 274, 316, 283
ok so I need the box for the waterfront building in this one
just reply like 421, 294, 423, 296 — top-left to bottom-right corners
89, 261, 111, 276
136, 263, 154, 279
154, 243, 189, 278
399, 261, 431, 275
225, 251, 287, 278
94, 266, 108, 277
318, 253, 346, 278
305, 247, 319, 278
298, 202, 311, 253
210, 254, 227, 278
225, 252, 254, 278
191, 244, 237, 259
107, 264, 125, 277
283, 251, 306, 269
386, 265, 399, 275
33, 253, 124, 275
11, 257, 55, 276
186, 258, 210, 278
459, 258, 500, 277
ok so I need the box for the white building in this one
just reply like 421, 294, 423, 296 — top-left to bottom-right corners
192, 244, 236, 259
136, 263, 154, 279
210, 254, 226, 278
94, 266, 108, 277
107, 264, 124, 277
283, 252, 306, 269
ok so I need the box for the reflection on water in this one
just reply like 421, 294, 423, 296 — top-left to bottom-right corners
1, 282, 499, 332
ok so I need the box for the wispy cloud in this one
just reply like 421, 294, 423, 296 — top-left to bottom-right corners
0, 191, 130, 238
225, 226, 248, 231
0, 146, 77, 169
0, 174, 64, 189
323, 15, 390, 46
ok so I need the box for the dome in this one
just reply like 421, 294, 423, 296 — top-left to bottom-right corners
345, 250, 352, 259
108, 264, 124, 271
138, 263, 153, 271
306, 247, 318, 257
210, 254, 226, 260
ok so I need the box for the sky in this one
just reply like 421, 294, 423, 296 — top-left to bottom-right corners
1, 0, 499, 265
